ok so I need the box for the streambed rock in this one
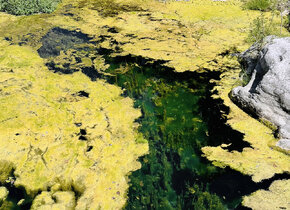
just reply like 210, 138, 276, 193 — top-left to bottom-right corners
231, 36, 290, 151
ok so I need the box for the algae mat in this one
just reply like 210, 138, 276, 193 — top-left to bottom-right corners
0, 0, 289, 209
0, 40, 148, 209
0, 0, 271, 72
243, 179, 290, 210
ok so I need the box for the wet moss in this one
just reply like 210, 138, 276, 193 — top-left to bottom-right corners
31, 191, 76, 209
0, 39, 148, 209
243, 179, 290, 210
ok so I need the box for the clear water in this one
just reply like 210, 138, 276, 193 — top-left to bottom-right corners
103, 59, 243, 209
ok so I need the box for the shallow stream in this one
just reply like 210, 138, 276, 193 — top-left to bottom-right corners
102, 56, 252, 210
102, 56, 289, 210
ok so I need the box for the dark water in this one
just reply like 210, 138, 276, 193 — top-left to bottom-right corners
7, 27, 287, 210
101, 57, 290, 210
102, 57, 250, 210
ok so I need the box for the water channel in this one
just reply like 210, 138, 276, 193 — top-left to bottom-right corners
15, 27, 286, 210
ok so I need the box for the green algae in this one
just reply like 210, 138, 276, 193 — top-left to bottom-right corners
0, 187, 8, 204
0, 187, 14, 210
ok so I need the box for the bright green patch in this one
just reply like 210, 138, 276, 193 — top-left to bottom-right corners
0, 0, 60, 15
244, 0, 272, 11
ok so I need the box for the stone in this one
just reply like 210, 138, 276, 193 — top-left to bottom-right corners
231, 36, 290, 151
276, 139, 290, 151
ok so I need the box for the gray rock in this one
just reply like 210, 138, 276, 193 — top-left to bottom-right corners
231, 36, 290, 151
276, 139, 290, 151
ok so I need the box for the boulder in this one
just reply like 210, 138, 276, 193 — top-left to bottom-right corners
231, 36, 290, 151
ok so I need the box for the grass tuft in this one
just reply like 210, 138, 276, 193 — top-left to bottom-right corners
0, 0, 60, 15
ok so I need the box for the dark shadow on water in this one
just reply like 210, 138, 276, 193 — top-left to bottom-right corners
3, 170, 33, 210
211, 169, 290, 209
37, 27, 101, 80
37, 27, 92, 58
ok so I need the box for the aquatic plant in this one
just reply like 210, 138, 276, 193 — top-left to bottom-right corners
0, 0, 289, 209
99, 61, 228, 209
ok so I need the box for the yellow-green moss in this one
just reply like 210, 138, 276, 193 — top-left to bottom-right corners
242, 179, 290, 210
0, 40, 148, 209
31, 191, 75, 210
2, 0, 288, 73
1, 0, 289, 208
0, 187, 8, 204
0, 186, 13, 209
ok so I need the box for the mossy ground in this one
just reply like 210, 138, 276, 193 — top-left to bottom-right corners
1, 0, 287, 72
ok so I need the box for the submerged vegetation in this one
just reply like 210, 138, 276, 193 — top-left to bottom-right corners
103, 61, 226, 209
